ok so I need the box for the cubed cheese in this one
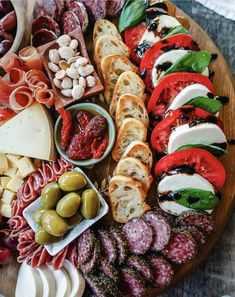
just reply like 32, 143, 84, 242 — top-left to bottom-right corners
17, 157, 36, 178
0, 201, 12, 218
1, 176, 11, 189
7, 154, 21, 168
2, 189, 16, 204
0, 153, 8, 174
4, 167, 17, 177
16, 170, 24, 179
7, 176, 24, 193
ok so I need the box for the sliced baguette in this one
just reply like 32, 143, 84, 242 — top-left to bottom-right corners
101, 55, 138, 103
112, 118, 147, 162
115, 93, 149, 129
121, 141, 153, 171
109, 71, 145, 118
93, 19, 122, 47
114, 157, 153, 192
109, 175, 151, 223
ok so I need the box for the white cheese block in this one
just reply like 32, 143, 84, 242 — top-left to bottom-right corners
2, 189, 16, 204
7, 176, 24, 193
15, 262, 43, 297
7, 154, 21, 167
48, 265, 71, 297
37, 266, 56, 297
0, 201, 12, 218
0, 103, 56, 161
1, 176, 11, 189
4, 167, 17, 177
0, 153, 8, 174
17, 157, 36, 178
63, 260, 85, 297
168, 123, 227, 153
167, 83, 211, 111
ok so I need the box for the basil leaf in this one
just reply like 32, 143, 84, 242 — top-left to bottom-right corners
118, 0, 146, 32
185, 96, 223, 114
176, 143, 227, 156
176, 188, 219, 210
164, 25, 190, 38
161, 51, 212, 77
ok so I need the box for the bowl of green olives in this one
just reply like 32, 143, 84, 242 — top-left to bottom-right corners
23, 168, 109, 256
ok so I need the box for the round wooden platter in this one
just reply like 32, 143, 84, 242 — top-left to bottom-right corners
1, 5, 235, 297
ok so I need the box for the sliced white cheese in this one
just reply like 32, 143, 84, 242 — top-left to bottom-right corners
15, 262, 43, 297
0, 103, 56, 161
167, 83, 211, 111
63, 260, 85, 297
37, 266, 56, 297
48, 265, 71, 297
168, 123, 227, 153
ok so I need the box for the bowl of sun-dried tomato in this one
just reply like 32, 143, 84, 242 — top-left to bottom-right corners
54, 103, 116, 167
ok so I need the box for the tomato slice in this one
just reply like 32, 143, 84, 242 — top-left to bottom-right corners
0, 107, 15, 123
151, 106, 224, 153
124, 22, 146, 65
147, 72, 215, 120
155, 148, 226, 190
139, 34, 200, 92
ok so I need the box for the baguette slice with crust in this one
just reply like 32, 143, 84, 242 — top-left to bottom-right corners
101, 55, 138, 103
121, 141, 153, 171
115, 93, 149, 129
109, 71, 145, 118
109, 175, 151, 223
93, 19, 122, 47
112, 118, 147, 162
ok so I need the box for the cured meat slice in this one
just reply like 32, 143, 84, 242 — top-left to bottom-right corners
175, 210, 214, 234
61, 11, 81, 35
106, 0, 125, 17
152, 206, 176, 225
25, 70, 50, 91
9, 86, 34, 111
80, 242, 100, 274
98, 272, 122, 297
8, 215, 27, 230
32, 28, 57, 47
110, 227, 128, 265
0, 10, 17, 31
99, 258, 119, 282
77, 229, 95, 264
127, 255, 153, 283
147, 254, 174, 287
34, 88, 55, 106
32, 15, 60, 36
119, 267, 146, 297
67, 239, 79, 268
143, 211, 171, 251
0, 52, 22, 73
67, 1, 89, 33
98, 229, 117, 263
34, 0, 57, 20
162, 228, 198, 264
54, 0, 64, 21
181, 225, 207, 250
51, 246, 68, 269
123, 218, 153, 255
79, 0, 106, 23
84, 273, 110, 297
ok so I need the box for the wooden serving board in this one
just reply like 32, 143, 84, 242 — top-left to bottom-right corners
0, 5, 235, 297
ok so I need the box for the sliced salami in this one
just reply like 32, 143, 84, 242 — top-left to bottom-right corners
152, 206, 176, 225
79, 0, 106, 23
175, 210, 214, 234
147, 254, 174, 287
84, 273, 110, 297
99, 258, 119, 282
110, 227, 128, 265
32, 28, 57, 47
127, 255, 153, 283
54, 0, 64, 21
67, 1, 89, 33
98, 229, 117, 263
181, 225, 207, 250
77, 229, 95, 264
80, 242, 100, 274
143, 211, 171, 251
162, 228, 198, 264
119, 267, 146, 297
34, 0, 57, 20
61, 11, 81, 35
98, 272, 122, 297
106, 0, 125, 17
32, 16, 60, 37
123, 218, 153, 255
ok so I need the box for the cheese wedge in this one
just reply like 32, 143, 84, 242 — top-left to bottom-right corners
0, 103, 56, 161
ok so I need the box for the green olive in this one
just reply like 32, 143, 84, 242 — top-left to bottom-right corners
41, 182, 62, 209
41, 210, 68, 237
56, 192, 81, 218
58, 171, 87, 192
80, 189, 100, 219
67, 211, 83, 228
32, 207, 45, 225
35, 227, 61, 245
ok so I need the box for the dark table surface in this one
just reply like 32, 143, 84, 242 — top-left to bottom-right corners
159, 1, 235, 297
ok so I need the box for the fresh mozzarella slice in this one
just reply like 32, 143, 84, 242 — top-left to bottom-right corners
63, 260, 85, 297
48, 266, 71, 297
168, 123, 227, 153
15, 262, 43, 297
37, 266, 56, 297
167, 83, 211, 111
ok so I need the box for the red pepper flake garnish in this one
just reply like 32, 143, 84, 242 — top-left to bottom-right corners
58, 108, 73, 150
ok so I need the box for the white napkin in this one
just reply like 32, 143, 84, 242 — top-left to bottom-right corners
195, 0, 235, 21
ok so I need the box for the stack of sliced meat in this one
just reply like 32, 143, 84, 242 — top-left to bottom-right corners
76, 208, 214, 297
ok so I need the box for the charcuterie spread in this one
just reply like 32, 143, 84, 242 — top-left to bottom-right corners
0, 0, 234, 297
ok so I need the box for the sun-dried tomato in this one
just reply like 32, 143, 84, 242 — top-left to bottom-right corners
91, 132, 109, 159
58, 108, 73, 150
75, 110, 93, 132
84, 115, 107, 140
67, 133, 92, 160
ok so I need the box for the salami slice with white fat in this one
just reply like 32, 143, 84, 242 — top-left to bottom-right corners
152, 206, 176, 225
123, 218, 154, 255
106, 0, 125, 17
77, 229, 95, 264
79, 0, 106, 23
32, 16, 60, 36
67, 1, 89, 33
143, 211, 171, 251
61, 11, 81, 35
162, 228, 198, 264
98, 229, 117, 263
110, 227, 128, 265
127, 255, 153, 283
34, 0, 57, 20
119, 267, 146, 297
147, 254, 174, 287
175, 210, 214, 234
181, 225, 207, 250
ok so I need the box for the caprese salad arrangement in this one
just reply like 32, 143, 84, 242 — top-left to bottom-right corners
0, 0, 233, 297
